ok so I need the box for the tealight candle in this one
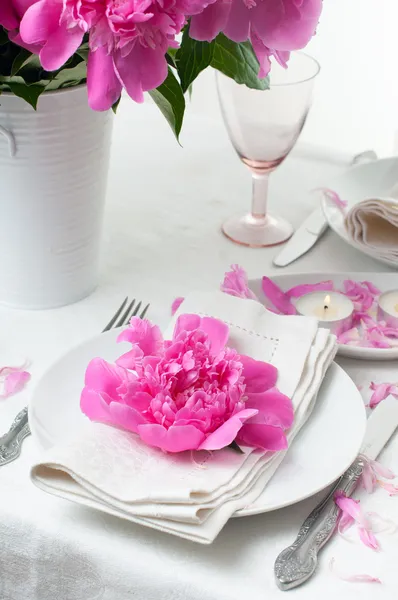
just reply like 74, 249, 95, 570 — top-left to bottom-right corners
295, 291, 354, 335
377, 290, 398, 328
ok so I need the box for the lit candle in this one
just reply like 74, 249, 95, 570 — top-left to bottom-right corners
295, 291, 354, 335
377, 290, 398, 328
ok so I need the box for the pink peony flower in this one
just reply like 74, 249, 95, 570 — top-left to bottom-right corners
221, 264, 258, 301
0, 0, 40, 51
81, 314, 293, 453
190, 0, 322, 78
19, 0, 214, 110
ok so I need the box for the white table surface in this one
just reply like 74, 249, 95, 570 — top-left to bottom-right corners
0, 100, 397, 600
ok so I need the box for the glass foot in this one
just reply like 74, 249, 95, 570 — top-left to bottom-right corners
222, 213, 294, 248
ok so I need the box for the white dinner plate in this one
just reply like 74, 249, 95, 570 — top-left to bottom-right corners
29, 327, 366, 518
321, 157, 398, 269
250, 273, 398, 361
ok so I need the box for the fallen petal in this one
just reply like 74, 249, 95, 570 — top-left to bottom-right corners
261, 277, 297, 315
329, 557, 382, 584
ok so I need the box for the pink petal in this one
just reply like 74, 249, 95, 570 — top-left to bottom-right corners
338, 511, 355, 534
84, 358, 133, 397
220, 264, 258, 301
240, 355, 278, 393
245, 388, 294, 429
252, 0, 322, 51
237, 423, 288, 451
286, 281, 334, 298
369, 382, 397, 409
366, 458, 395, 480
199, 316, 230, 356
80, 388, 113, 422
223, 0, 250, 43
40, 24, 84, 72
19, 0, 60, 44
173, 313, 201, 339
337, 327, 361, 346
114, 44, 168, 103
250, 31, 272, 78
378, 481, 398, 496
109, 402, 147, 433
0, 370, 30, 398
329, 558, 382, 584
363, 281, 382, 295
189, 1, 231, 42
198, 408, 258, 450
0, 3, 19, 30
137, 423, 205, 452
116, 347, 144, 370
361, 463, 377, 494
317, 188, 348, 210
87, 47, 122, 111
335, 494, 363, 524
359, 527, 380, 551
261, 277, 297, 315
117, 318, 164, 357
171, 297, 184, 316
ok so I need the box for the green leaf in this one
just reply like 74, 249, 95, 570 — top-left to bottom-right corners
0, 28, 9, 45
6, 81, 45, 109
149, 67, 185, 140
44, 60, 87, 90
211, 34, 269, 90
11, 48, 32, 76
176, 27, 214, 93
112, 97, 121, 114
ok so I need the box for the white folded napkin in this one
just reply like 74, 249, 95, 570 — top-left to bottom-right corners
345, 184, 398, 262
31, 292, 336, 544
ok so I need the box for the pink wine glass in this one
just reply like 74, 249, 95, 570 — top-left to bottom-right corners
216, 52, 320, 247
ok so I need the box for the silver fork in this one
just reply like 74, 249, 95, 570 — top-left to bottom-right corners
0, 297, 150, 467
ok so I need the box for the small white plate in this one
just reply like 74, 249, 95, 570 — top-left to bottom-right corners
29, 327, 366, 518
321, 157, 398, 269
250, 272, 398, 361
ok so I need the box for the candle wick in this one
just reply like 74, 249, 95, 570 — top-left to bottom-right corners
324, 305, 328, 310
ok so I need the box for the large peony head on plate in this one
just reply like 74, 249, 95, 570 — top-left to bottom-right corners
81, 313, 294, 453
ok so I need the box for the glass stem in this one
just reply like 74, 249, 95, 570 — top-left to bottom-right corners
251, 174, 269, 220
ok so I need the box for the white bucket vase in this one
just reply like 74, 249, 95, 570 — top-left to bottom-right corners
0, 85, 113, 309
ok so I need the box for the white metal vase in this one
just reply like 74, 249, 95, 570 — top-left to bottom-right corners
0, 85, 113, 309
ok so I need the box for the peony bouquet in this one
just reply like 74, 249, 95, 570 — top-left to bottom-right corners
0, 0, 322, 137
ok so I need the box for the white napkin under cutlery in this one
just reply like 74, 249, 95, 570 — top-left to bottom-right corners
31, 292, 336, 544
345, 183, 398, 262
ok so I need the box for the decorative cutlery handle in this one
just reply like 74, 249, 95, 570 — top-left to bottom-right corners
0, 406, 30, 466
274, 455, 365, 591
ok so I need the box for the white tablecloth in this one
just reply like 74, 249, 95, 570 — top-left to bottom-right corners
0, 100, 397, 600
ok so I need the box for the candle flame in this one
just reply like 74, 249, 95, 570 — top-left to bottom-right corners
324, 295, 331, 309
395, 303, 398, 313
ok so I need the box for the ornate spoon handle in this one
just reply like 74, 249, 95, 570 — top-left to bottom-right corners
274, 455, 365, 591
0, 407, 30, 466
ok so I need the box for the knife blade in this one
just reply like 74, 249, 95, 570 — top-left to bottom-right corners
273, 150, 378, 268
273, 207, 328, 267
274, 395, 398, 591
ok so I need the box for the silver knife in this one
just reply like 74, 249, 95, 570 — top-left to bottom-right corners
273, 207, 328, 267
273, 150, 378, 267
274, 395, 398, 591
